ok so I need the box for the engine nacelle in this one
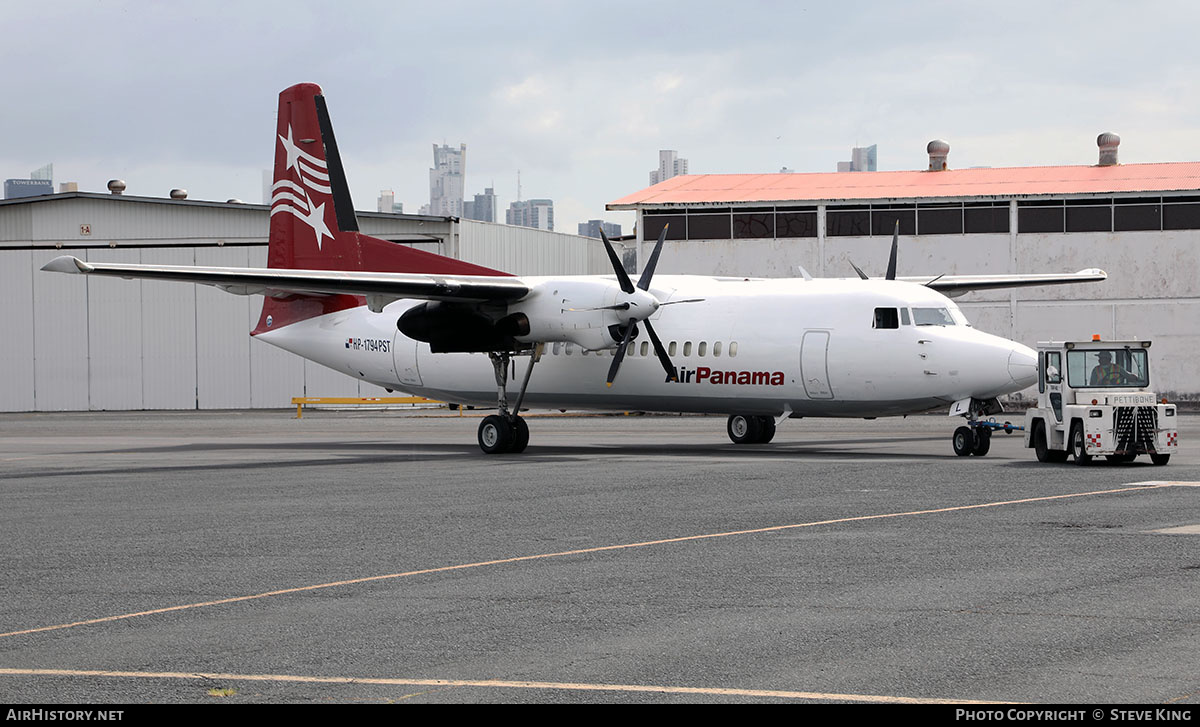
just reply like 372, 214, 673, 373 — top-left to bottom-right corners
507, 279, 625, 352
398, 279, 647, 354
397, 301, 518, 353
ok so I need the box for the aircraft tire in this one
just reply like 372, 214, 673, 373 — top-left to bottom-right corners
1070, 422, 1092, 466
510, 416, 530, 454
1150, 453, 1170, 466
478, 415, 514, 454
952, 426, 975, 457
757, 416, 776, 444
727, 415, 762, 444
971, 427, 991, 456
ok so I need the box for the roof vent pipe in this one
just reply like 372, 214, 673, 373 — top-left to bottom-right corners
169, 188, 188, 200
927, 140, 950, 171
1097, 132, 1120, 166
107, 179, 126, 195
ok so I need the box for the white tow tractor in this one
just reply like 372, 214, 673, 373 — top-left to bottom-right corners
1024, 338, 1177, 465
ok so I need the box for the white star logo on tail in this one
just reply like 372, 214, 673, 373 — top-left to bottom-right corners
270, 125, 335, 249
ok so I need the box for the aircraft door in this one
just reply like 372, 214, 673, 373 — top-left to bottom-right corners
800, 330, 834, 399
393, 333, 423, 387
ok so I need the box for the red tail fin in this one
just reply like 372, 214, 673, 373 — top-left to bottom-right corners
255, 83, 509, 334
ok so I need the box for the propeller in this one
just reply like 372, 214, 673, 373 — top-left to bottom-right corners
598, 225, 699, 387
885, 219, 899, 281
848, 220, 901, 280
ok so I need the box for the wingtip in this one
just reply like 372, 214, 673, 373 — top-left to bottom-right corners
41, 255, 91, 274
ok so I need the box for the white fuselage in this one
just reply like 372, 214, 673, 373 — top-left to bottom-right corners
255, 275, 1038, 417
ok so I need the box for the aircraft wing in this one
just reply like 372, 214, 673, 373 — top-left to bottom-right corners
40, 255, 530, 305
898, 268, 1107, 297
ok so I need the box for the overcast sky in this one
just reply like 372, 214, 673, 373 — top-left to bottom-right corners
4, 0, 1198, 233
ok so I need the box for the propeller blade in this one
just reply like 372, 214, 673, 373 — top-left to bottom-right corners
606, 323, 636, 387
886, 219, 899, 281
566, 302, 631, 312
636, 226, 670, 291
656, 298, 705, 307
599, 228, 635, 294
848, 258, 870, 280
642, 319, 678, 383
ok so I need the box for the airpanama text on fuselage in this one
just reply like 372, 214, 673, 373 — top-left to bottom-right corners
670, 366, 786, 386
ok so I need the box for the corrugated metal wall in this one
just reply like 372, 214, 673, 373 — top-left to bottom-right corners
458, 220, 609, 275
1, 196, 607, 411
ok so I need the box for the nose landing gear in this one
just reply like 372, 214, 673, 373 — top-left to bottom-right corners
951, 397, 1021, 457
952, 425, 992, 457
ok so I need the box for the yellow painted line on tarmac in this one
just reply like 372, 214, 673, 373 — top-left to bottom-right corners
0, 483, 1172, 640
0, 667, 1014, 704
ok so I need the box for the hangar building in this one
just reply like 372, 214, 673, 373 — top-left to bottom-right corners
1, 191, 607, 411
609, 137, 1200, 401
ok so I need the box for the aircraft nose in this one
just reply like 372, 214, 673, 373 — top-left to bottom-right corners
1008, 344, 1037, 388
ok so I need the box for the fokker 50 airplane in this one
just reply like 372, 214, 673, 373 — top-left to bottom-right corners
43, 83, 1107, 455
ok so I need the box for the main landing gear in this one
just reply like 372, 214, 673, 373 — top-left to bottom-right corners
478, 348, 540, 454
727, 414, 776, 444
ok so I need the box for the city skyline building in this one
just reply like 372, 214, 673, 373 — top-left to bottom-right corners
837, 144, 877, 172
649, 150, 688, 186
5, 163, 54, 200
463, 186, 497, 222
377, 189, 403, 214
577, 219, 621, 238
420, 142, 466, 217
506, 198, 554, 231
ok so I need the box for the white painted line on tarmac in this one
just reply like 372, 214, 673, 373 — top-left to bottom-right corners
0, 667, 1015, 704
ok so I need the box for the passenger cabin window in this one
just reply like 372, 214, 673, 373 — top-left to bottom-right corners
669, 341, 677, 356
684, 341, 693, 356
713, 341, 722, 357
698, 342, 707, 356
913, 307, 956, 326
640, 341, 649, 357
729, 342, 738, 357
874, 307, 900, 329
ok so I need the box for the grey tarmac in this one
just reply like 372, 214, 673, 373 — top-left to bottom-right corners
0, 410, 1196, 704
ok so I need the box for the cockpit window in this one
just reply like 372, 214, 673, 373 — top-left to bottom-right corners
873, 307, 899, 329
913, 307, 956, 326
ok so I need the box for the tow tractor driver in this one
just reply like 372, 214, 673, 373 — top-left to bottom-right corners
1089, 351, 1126, 386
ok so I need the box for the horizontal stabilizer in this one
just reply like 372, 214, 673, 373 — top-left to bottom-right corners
899, 269, 1107, 297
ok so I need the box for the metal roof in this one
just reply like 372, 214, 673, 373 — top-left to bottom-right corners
607, 161, 1200, 209
0, 191, 452, 223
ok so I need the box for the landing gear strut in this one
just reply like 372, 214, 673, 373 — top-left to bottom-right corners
478, 347, 540, 455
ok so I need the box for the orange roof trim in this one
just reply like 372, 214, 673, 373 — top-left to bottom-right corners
607, 161, 1200, 209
